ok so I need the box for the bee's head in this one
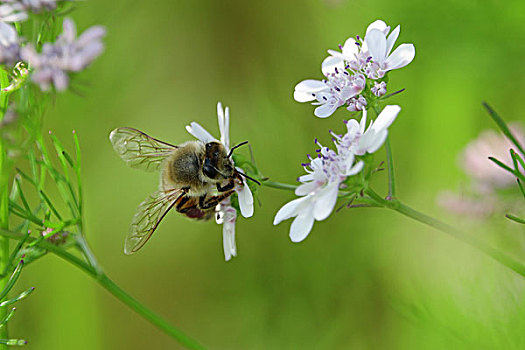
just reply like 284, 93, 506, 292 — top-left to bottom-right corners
202, 141, 234, 181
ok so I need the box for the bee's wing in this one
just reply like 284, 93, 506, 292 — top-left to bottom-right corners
110, 127, 178, 172
125, 188, 184, 255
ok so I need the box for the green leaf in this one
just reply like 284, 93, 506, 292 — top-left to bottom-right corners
0, 261, 23, 301
510, 149, 525, 171
506, 214, 525, 224
0, 287, 35, 307
0, 308, 16, 328
39, 190, 62, 221
488, 157, 525, 182
483, 102, 525, 155
517, 179, 525, 199
6, 232, 30, 274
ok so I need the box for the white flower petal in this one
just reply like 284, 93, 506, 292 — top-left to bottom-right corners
359, 109, 368, 132
373, 105, 401, 132
295, 79, 327, 92
289, 210, 315, 243
313, 183, 339, 221
322, 55, 344, 75
62, 18, 77, 43
222, 220, 237, 261
295, 181, 320, 196
385, 25, 400, 56
294, 90, 317, 103
384, 44, 415, 70
346, 119, 361, 135
3, 13, 27, 22
217, 102, 230, 149
314, 102, 338, 118
366, 130, 388, 153
366, 20, 388, 35
185, 122, 216, 143
341, 37, 359, 58
298, 173, 315, 182
294, 79, 328, 102
0, 22, 17, 46
365, 29, 387, 64
273, 196, 310, 225
346, 160, 365, 176
356, 128, 377, 155
236, 180, 254, 218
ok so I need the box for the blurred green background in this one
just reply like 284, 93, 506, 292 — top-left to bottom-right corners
10, 0, 525, 349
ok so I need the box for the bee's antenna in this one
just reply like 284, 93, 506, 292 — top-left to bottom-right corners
227, 141, 249, 158
236, 169, 261, 186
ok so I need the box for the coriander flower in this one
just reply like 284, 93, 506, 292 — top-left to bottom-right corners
2, 0, 64, 14
273, 139, 364, 242
295, 19, 414, 118
0, 3, 27, 22
437, 123, 524, 217
21, 18, 106, 91
461, 124, 525, 192
371, 81, 387, 97
293, 71, 366, 118
0, 22, 21, 65
364, 21, 415, 79
186, 102, 254, 261
339, 105, 401, 156
326, 20, 415, 80
0, 0, 66, 23
274, 105, 401, 242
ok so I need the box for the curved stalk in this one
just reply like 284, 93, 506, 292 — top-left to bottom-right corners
0, 228, 206, 350
365, 188, 525, 278
262, 178, 525, 278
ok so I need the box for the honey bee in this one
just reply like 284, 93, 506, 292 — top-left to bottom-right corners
109, 127, 258, 255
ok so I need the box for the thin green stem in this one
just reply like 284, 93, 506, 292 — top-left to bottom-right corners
0, 68, 10, 350
483, 102, 525, 155
384, 136, 396, 198
262, 180, 297, 192
96, 274, 205, 350
365, 188, 525, 278
0, 228, 206, 350
372, 105, 396, 198
261, 180, 358, 199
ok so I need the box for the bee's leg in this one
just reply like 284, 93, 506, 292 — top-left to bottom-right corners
175, 195, 191, 211
216, 178, 235, 192
173, 187, 191, 211
199, 190, 234, 209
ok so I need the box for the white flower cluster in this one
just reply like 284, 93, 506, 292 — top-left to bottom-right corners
274, 106, 401, 242
186, 103, 254, 261
21, 18, 106, 91
294, 20, 415, 118
0, 22, 20, 65
0, 14, 105, 91
0, 0, 66, 22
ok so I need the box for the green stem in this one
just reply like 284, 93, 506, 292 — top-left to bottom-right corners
96, 274, 205, 350
0, 68, 10, 350
483, 102, 525, 155
0, 228, 206, 350
384, 136, 396, 198
0, 169, 9, 350
365, 188, 525, 278
372, 105, 396, 198
262, 180, 297, 192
